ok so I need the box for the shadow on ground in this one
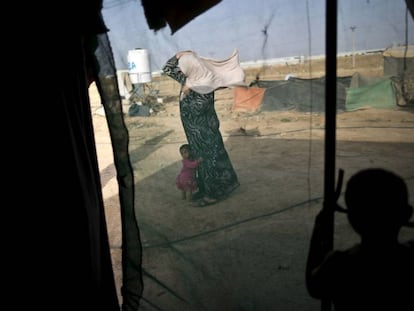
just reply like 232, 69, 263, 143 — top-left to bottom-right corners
104, 130, 414, 311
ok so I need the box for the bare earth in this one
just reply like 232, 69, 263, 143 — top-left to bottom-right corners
90, 54, 414, 310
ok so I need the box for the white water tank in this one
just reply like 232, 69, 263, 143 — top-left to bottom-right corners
127, 48, 152, 84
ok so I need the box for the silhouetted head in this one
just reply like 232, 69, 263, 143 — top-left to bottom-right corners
344, 168, 413, 239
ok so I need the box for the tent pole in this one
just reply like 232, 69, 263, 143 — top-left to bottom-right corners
321, 0, 338, 310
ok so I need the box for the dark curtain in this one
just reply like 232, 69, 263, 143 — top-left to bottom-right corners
93, 33, 144, 311
15, 1, 142, 310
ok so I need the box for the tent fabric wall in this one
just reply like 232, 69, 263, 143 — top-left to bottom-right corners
383, 45, 414, 104
94, 34, 144, 310
345, 77, 398, 110
348, 72, 386, 88
240, 74, 407, 112
250, 76, 352, 112
383, 45, 414, 76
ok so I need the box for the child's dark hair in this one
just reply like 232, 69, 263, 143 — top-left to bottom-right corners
179, 144, 190, 153
180, 144, 194, 159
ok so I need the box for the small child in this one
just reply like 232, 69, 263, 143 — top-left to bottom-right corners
176, 144, 203, 201
306, 168, 414, 310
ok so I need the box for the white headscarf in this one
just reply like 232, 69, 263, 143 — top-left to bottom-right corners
178, 49, 247, 94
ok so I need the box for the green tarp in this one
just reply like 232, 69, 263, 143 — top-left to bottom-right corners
345, 78, 397, 110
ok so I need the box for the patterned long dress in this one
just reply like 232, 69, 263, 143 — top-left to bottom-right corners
163, 55, 240, 200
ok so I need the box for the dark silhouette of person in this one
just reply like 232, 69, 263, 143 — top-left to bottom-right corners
306, 168, 414, 311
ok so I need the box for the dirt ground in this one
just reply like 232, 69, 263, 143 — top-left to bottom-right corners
90, 54, 414, 310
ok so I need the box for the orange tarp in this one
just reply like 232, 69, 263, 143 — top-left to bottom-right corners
232, 86, 265, 112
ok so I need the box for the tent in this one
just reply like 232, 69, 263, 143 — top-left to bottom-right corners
19, 1, 414, 311
383, 45, 414, 104
345, 74, 404, 110
232, 73, 408, 113
248, 76, 352, 112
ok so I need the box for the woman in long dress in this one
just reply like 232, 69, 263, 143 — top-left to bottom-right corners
162, 50, 243, 206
